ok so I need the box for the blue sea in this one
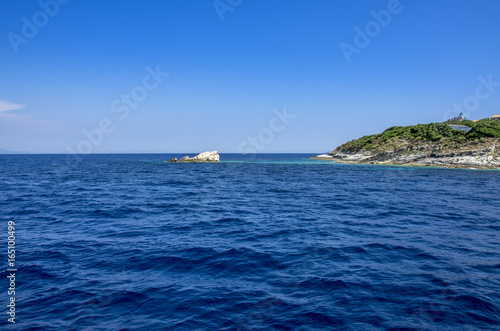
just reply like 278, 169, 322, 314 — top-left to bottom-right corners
1, 153, 499, 330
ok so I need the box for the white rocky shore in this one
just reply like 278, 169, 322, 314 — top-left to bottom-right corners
167, 151, 220, 163
312, 138, 500, 169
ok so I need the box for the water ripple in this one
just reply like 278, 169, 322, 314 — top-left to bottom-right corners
0, 154, 499, 330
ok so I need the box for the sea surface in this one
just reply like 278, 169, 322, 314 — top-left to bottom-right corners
1, 153, 499, 330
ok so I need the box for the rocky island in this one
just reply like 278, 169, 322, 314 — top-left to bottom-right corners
167, 151, 220, 163
312, 118, 500, 169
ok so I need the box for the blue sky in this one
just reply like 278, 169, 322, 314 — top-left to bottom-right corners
1, 0, 500, 153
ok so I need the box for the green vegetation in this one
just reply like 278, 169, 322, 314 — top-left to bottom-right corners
337, 118, 500, 153
467, 120, 500, 139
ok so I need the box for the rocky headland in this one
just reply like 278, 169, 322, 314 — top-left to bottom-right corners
167, 151, 220, 163
312, 119, 500, 169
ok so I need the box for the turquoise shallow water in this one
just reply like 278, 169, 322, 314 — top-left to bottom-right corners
1, 153, 499, 330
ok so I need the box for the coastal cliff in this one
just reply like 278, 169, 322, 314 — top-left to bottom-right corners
313, 119, 500, 169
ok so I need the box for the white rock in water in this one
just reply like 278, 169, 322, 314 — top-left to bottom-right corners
177, 151, 220, 162
191, 151, 220, 162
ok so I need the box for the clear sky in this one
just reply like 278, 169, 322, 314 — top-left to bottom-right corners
1, 0, 500, 153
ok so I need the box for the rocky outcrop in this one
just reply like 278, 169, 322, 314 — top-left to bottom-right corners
167, 151, 220, 163
313, 119, 500, 169
313, 138, 500, 169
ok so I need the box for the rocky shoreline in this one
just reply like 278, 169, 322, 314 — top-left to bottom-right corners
312, 138, 500, 169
